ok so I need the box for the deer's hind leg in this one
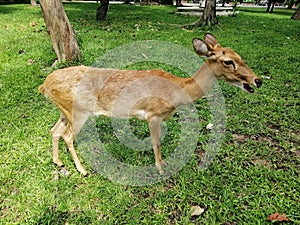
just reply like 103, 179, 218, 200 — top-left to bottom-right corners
148, 116, 165, 175
50, 114, 68, 167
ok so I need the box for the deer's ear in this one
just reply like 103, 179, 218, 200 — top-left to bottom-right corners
193, 38, 209, 57
205, 33, 220, 50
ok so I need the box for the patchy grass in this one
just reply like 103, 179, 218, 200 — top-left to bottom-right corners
0, 3, 299, 224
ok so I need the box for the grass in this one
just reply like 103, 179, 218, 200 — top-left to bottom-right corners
0, 3, 299, 224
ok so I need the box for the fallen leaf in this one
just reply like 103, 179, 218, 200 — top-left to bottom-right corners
134, 24, 140, 31
190, 205, 205, 217
27, 59, 34, 65
294, 149, 300, 158
52, 171, 59, 181
142, 53, 148, 59
31, 21, 37, 27
252, 159, 270, 168
206, 123, 214, 130
267, 212, 290, 222
262, 75, 271, 80
60, 167, 70, 177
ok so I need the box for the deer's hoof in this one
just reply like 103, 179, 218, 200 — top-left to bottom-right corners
53, 158, 64, 167
77, 166, 88, 176
156, 160, 166, 175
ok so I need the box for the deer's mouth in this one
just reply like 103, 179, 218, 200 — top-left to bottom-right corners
227, 79, 262, 94
242, 79, 262, 93
228, 82, 255, 93
243, 83, 254, 93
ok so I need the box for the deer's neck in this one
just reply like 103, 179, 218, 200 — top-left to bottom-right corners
182, 62, 217, 102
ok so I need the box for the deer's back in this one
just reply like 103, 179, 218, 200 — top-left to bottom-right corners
39, 66, 186, 120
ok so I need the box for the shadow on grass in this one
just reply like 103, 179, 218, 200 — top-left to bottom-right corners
35, 207, 93, 225
0, 3, 41, 16
0, 5, 23, 14
239, 7, 296, 17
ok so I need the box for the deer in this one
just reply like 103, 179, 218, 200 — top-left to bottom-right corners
39, 33, 262, 176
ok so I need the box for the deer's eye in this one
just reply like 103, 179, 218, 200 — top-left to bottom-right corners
223, 60, 236, 69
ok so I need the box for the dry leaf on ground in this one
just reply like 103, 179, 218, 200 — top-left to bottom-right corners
267, 212, 290, 222
190, 206, 205, 217
206, 123, 214, 130
27, 59, 34, 65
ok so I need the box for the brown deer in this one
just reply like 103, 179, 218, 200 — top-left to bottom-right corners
39, 34, 262, 176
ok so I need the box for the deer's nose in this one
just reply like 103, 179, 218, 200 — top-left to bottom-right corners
255, 79, 262, 88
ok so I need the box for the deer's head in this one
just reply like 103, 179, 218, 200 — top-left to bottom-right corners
193, 33, 262, 93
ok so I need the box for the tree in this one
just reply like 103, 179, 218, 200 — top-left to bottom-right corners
30, 0, 37, 6
40, 0, 81, 62
201, 0, 218, 26
175, 0, 182, 6
266, 0, 286, 13
287, 0, 300, 9
161, 0, 173, 5
287, 0, 295, 9
291, 7, 300, 19
183, 0, 218, 27
96, 0, 110, 20
266, 0, 276, 13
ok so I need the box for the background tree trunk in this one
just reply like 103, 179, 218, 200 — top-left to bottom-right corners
287, 0, 295, 9
180, 0, 217, 28
31, 0, 37, 6
161, 0, 173, 5
175, 0, 182, 6
266, 0, 275, 13
291, 7, 300, 19
40, 0, 81, 62
201, 0, 218, 26
96, 0, 109, 21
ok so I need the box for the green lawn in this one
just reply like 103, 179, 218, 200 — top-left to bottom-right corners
0, 3, 299, 224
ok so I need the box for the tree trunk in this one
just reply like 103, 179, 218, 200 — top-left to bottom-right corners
266, 0, 275, 13
40, 0, 81, 62
161, 0, 173, 5
287, 0, 295, 9
96, 0, 109, 21
287, 0, 300, 9
31, 0, 37, 6
201, 0, 218, 26
180, 0, 217, 28
291, 7, 300, 19
175, 0, 182, 6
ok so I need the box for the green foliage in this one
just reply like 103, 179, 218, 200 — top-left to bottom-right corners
0, 3, 299, 224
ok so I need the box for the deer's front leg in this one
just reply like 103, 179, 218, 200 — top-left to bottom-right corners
148, 116, 165, 174
62, 126, 88, 176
